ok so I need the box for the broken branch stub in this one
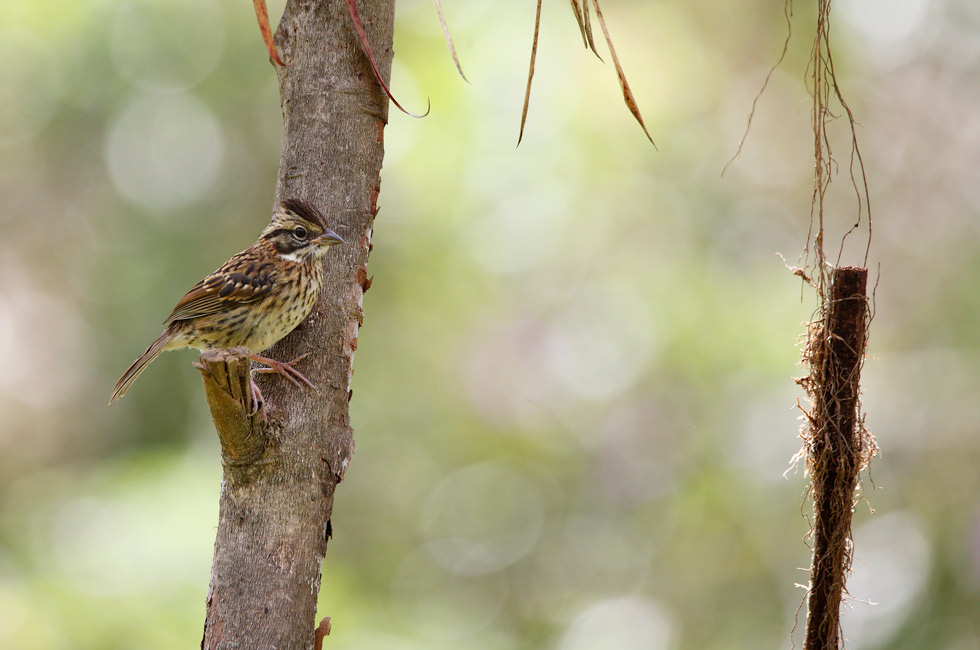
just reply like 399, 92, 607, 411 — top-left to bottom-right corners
196, 346, 269, 468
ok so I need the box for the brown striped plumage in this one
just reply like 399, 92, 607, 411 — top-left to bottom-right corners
109, 199, 343, 404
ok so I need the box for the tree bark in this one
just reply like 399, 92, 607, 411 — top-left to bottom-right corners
200, 1, 391, 648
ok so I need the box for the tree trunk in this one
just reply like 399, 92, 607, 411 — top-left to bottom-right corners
200, 1, 392, 647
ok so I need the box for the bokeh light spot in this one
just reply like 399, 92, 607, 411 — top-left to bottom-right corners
559, 596, 673, 650
105, 93, 225, 211
0, 28, 62, 146
838, 0, 935, 67
389, 549, 508, 642
110, 0, 225, 93
544, 282, 658, 400
842, 512, 931, 648
467, 186, 568, 274
420, 461, 544, 576
0, 281, 88, 409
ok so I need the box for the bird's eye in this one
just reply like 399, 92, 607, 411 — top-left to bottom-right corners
293, 226, 308, 240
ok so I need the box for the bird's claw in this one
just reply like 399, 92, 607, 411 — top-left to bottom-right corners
249, 376, 265, 415
249, 353, 319, 394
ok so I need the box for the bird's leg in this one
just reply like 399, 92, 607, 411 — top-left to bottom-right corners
250, 353, 318, 391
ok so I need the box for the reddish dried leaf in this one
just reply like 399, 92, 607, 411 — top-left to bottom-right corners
343, 0, 430, 118
590, 0, 656, 147
252, 0, 286, 66
432, 0, 468, 82
518, 0, 544, 146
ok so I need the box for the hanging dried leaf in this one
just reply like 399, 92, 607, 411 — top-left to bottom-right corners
432, 0, 468, 82
343, 0, 430, 118
569, 0, 588, 48
253, 0, 286, 66
590, 0, 656, 147
580, 0, 602, 60
518, 0, 543, 146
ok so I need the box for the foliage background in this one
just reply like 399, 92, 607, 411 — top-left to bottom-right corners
1, 0, 978, 648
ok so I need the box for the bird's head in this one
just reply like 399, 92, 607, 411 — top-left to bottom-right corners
262, 198, 344, 263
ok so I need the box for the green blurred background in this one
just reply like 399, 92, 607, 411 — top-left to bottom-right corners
1, 0, 978, 648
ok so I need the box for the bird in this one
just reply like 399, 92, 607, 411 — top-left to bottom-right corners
109, 198, 344, 409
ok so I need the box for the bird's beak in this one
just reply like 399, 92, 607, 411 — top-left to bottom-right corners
316, 229, 344, 246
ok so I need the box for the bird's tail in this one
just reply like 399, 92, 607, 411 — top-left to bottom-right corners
109, 331, 174, 404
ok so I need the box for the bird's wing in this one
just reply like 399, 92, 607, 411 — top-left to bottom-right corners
163, 261, 274, 325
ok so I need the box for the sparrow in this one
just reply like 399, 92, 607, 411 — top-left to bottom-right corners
109, 198, 344, 408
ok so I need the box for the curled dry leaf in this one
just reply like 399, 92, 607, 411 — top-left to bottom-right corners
343, 0, 430, 118
252, 0, 286, 66
518, 0, 544, 146
432, 0, 468, 82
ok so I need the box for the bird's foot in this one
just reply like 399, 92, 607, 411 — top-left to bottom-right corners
248, 375, 265, 415
250, 353, 318, 392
